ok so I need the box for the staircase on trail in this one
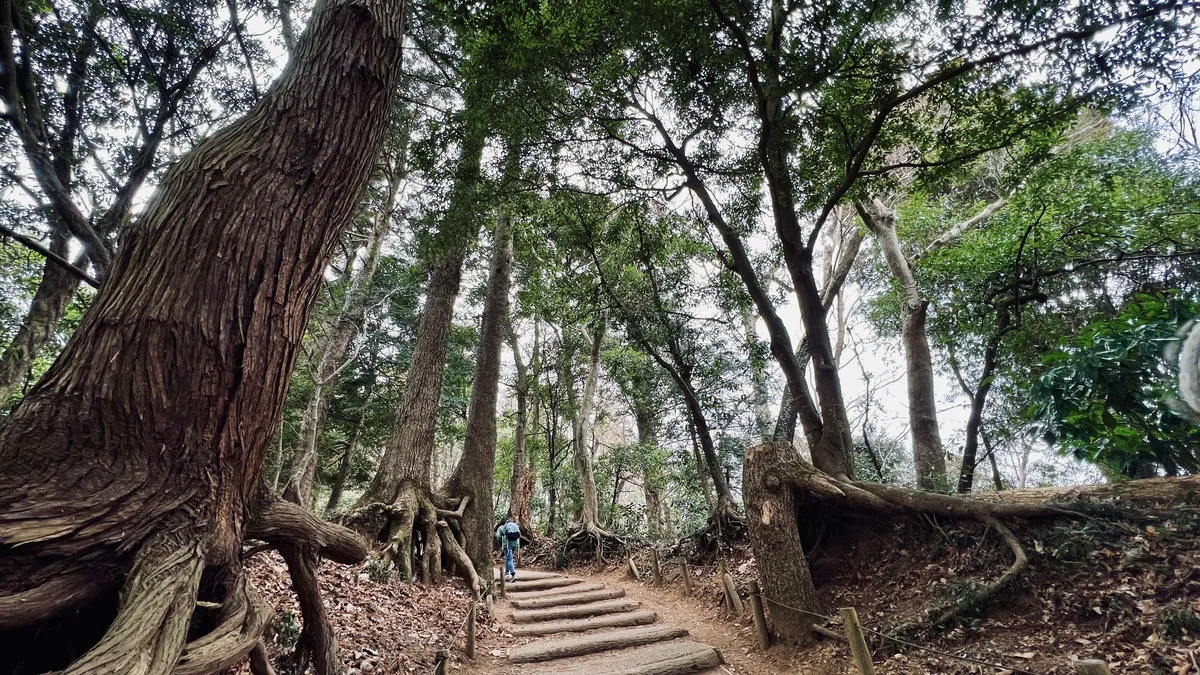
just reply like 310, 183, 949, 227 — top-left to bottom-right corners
493, 568, 723, 674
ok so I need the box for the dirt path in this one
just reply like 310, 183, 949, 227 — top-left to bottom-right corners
465, 567, 811, 675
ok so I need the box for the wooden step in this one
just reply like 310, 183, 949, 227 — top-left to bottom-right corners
524, 640, 722, 675
511, 599, 641, 623
494, 568, 562, 581
507, 625, 690, 663
507, 582, 606, 599
506, 577, 584, 592
511, 587, 625, 610
509, 610, 658, 636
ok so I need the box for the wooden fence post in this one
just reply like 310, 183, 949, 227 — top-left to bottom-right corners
839, 607, 875, 675
717, 560, 729, 612
722, 571, 745, 617
628, 556, 641, 581
651, 549, 662, 586
1075, 661, 1113, 675
499, 569, 506, 599
681, 562, 693, 595
465, 600, 477, 659
749, 581, 770, 650
434, 649, 449, 675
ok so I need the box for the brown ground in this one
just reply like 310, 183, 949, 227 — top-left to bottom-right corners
241, 504, 1200, 674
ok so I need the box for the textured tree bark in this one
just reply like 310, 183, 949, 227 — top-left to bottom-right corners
743, 442, 822, 645
357, 128, 484, 509
285, 161, 402, 506
0, 0, 401, 668
572, 322, 606, 529
0, 229, 79, 405
687, 416, 716, 511
441, 213, 513, 581
859, 200, 947, 490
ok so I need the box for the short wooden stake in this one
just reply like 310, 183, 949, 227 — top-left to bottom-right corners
748, 581, 770, 649
434, 648, 449, 675
499, 568, 506, 599
650, 549, 662, 585
595, 539, 603, 567
681, 562, 693, 595
485, 593, 493, 617
717, 560, 729, 611
1074, 661, 1113, 675
839, 607, 875, 675
627, 556, 641, 581
465, 600, 477, 659
722, 572, 745, 616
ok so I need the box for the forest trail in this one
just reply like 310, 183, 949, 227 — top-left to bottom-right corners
478, 568, 725, 674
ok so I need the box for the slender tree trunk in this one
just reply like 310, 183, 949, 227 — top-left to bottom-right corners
0, 229, 79, 406
572, 322, 606, 528
772, 227, 863, 444
634, 408, 666, 537
688, 416, 716, 511
0, 0, 401, 668
859, 200, 947, 490
958, 338, 1001, 493
742, 306, 774, 440
324, 425, 360, 514
441, 213, 513, 580
286, 166, 400, 506
507, 321, 538, 533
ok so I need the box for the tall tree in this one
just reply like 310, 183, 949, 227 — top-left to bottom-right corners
441, 212, 513, 580
0, 0, 404, 670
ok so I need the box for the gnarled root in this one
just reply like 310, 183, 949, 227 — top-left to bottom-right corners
61, 529, 207, 675
438, 521, 483, 597
247, 496, 368, 675
744, 441, 1092, 644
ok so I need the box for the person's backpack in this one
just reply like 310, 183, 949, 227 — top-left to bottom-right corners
504, 523, 521, 543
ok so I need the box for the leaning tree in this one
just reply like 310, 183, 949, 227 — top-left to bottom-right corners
0, 0, 407, 670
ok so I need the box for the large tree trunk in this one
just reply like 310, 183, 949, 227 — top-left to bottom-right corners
687, 416, 716, 511
441, 212, 513, 581
356, 129, 485, 509
572, 322, 606, 529
285, 166, 400, 507
859, 200, 947, 490
0, 229, 79, 406
0, 0, 400, 668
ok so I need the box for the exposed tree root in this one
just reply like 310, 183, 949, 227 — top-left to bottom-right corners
743, 441, 1186, 644
245, 496, 368, 675
58, 529, 207, 675
562, 520, 628, 563
438, 521, 484, 596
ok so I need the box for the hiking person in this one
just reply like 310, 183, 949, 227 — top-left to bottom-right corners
496, 515, 521, 581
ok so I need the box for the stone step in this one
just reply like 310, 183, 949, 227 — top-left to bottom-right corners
508, 610, 658, 637
511, 587, 625, 610
523, 640, 722, 675
506, 582, 607, 600
507, 625, 690, 663
511, 599, 641, 623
